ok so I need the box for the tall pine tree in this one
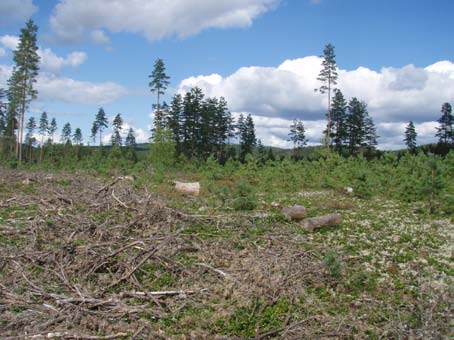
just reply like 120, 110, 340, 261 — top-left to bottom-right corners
316, 43, 338, 147
93, 107, 108, 146
7, 19, 40, 163
149, 58, 170, 130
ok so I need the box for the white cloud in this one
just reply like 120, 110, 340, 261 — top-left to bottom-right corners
90, 30, 110, 45
0, 64, 13, 87
49, 0, 279, 43
39, 49, 87, 73
178, 57, 454, 149
0, 48, 5, 57
37, 74, 128, 105
0, 0, 37, 25
0, 35, 20, 50
178, 57, 454, 124
1, 34, 88, 73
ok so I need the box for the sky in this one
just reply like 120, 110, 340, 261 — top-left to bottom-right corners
0, 0, 454, 150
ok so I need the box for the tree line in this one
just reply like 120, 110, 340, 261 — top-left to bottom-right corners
0, 21, 452, 166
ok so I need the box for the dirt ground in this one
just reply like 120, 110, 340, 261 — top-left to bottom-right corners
0, 168, 452, 339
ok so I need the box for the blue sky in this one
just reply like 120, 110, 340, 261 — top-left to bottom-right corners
1, 0, 453, 149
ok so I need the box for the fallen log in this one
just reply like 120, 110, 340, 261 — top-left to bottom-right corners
281, 205, 307, 220
175, 181, 200, 195
301, 213, 342, 231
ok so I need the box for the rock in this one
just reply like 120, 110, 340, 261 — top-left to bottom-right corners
301, 213, 342, 231
281, 205, 307, 220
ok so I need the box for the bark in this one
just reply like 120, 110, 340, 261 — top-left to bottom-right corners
301, 213, 342, 231
281, 205, 307, 220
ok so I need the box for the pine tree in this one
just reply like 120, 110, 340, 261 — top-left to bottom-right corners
38, 111, 48, 161
61, 122, 72, 144
316, 43, 338, 147
149, 58, 170, 130
404, 121, 417, 150
25, 116, 36, 160
48, 118, 57, 144
330, 89, 348, 148
111, 113, 123, 146
7, 19, 40, 163
435, 102, 453, 144
73, 128, 83, 145
94, 107, 108, 145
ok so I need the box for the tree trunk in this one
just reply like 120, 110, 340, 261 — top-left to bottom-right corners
301, 213, 341, 231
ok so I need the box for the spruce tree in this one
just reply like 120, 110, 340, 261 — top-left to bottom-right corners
7, 19, 40, 163
316, 43, 338, 147
38, 111, 48, 161
330, 89, 348, 148
346, 98, 378, 153
125, 128, 138, 162
149, 58, 170, 130
257, 139, 266, 164
404, 121, 417, 150
435, 102, 453, 144
111, 113, 123, 146
125, 128, 137, 147
168, 94, 183, 151
48, 118, 57, 144
239, 114, 257, 162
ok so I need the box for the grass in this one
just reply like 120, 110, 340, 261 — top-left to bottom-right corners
0, 165, 452, 339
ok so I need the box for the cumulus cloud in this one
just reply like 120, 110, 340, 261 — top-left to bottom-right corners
37, 74, 128, 105
178, 57, 454, 149
49, 0, 279, 43
0, 35, 20, 50
178, 57, 454, 123
39, 49, 88, 73
90, 30, 111, 46
0, 0, 37, 25
0, 34, 88, 73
